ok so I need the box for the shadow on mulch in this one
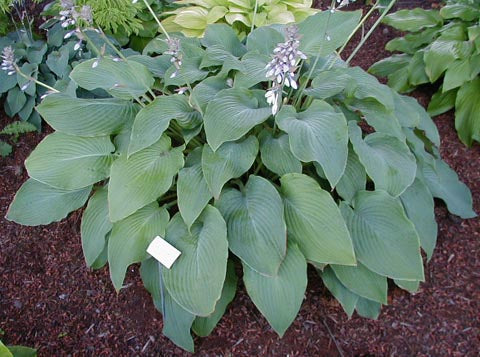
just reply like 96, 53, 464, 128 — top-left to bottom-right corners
1, 1, 479, 356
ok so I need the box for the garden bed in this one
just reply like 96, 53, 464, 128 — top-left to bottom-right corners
0, 1, 479, 356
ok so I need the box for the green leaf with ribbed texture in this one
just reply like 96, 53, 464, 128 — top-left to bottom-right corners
455, 78, 480, 147
395, 279, 420, 293
355, 297, 381, 319
306, 68, 350, 99
383, 8, 443, 31
246, 27, 284, 56
420, 158, 476, 219
216, 175, 287, 276
108, 203, 169, 291
280, 173, 356, 265
201, 24, 246, 57
177, 148, 212, 229
192, 260, 238, 337
259, 130, 302, 176
332, 262, 387, 304
243, 242, 307, 337
412, 99, 441, 147
25, 133, 115, 190
320, 266, 359, 317
7, 179, 91, 226
393, 93, 421, 128
5, 345, 37, 357
340, 190, 424, 281
204, 88, 271, 151
276, 101, 348, 187
336, 145, 366, 203
234, 52, 269, 89
201, 136, 258, 199
298, 10, 362, 57
424, 40, 460, 82
141, 258, 195, 352
81, 187, 112, 267
36, 94, 138, 137
128, 95, 201, 156
109, 136, 184, 222
400, 178, 437, 260
163, 207, 228, 316
348, 121, 416, 197
191, 76, 229, 113
427, 88, 457, 117
440, 3, 480, 21
369, 54, 410, 77
70, 58, 154, 100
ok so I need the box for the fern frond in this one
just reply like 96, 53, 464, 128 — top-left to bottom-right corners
0, 121, 37, 136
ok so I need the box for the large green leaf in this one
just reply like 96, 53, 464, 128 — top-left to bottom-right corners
420, 158, 476, 219
36, 94, 137, 137
306, 68, 351, 99
128, 94, 201, 156
355, 297, 381, 319
243, 242, 307, 337
455, 78, 480, 146
81, 187, 112, 267
427, 88, 457, 117
340, 190, 424, 281
216, 175, 286, 276
108, 202, 169, 291
201, 136, 258, 199
201, 24, 246, 57
348, 121, 416, 197
383, 9, 443, 32
298, 10, 362, 57
191, 76, 229, 113
192, 260, 237, 337
336, 145, 366, 203
25, 133, 115, 190
424, 40, 460, 82
332, 262, 387, 304
109, 136, 184, 222
440, 3, 480, 21
276, 101, 348, 187
7, 179, 91, 226
177, 148, 212, 229
70, 58, 154, 100
259, 130, 302, 176
320, 267, 359, 318
204, 88, 271, 151
163, 207, 228, 316
141, 258, 195, 352
280, 173, 355, 265
246, 26, 284, 56
400, 178, 437, 260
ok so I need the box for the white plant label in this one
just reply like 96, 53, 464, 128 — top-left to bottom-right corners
147, 236, 181, 269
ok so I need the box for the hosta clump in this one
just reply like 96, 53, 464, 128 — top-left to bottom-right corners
369, 0, 480, 146
6, 10, 476, 352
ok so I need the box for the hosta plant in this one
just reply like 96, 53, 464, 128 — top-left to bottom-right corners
161, 0, 318, 38
369, 0, 480, 146
6, 7, 476, 352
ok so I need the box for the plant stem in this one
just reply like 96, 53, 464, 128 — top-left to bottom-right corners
15, 66, 59, 93
142, 0, 170, 40
346, 0, 397, 64
251, 0, 259, 33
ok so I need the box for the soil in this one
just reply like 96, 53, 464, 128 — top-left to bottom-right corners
1, 1, 479, 356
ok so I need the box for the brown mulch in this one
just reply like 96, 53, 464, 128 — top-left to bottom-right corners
1, 1, 479, 356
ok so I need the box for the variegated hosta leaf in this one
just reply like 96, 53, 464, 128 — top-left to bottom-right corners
216, 175, 287, 276
340, 190, 425, 281
108, 203, 169, 291
280, 173, 356, 265
109, 135, 184, 222
243, 242, 307, 337
163, 207, 228, 316
25, 132, 115, 190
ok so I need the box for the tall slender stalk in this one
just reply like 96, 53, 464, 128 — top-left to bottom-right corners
141, 0, 170, 40
251, 0, 259, 33
15, 65, 59, 93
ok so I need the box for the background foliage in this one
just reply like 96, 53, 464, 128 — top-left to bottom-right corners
369, 0, 480, 146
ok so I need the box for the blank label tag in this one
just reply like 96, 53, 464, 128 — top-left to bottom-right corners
147, 236, 181, 269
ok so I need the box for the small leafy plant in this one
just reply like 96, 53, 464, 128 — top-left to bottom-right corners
5, 3, 476, 352
0, 121, 37, 157
161, 0, 318, 38
369, 0, 480, 146
0, 340, 37, 357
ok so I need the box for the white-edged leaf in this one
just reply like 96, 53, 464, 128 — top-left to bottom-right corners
280, 173, 356, 265
25, 132, 115, 190
6, 179, 91, 226
216, 175, 287, 276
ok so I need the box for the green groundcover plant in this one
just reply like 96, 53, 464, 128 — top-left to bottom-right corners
4, 2, 476, 352
0, 340, 36, 357
369, 0, 480, 146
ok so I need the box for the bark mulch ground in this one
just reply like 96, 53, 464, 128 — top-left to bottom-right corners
1, 1, 479, 356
